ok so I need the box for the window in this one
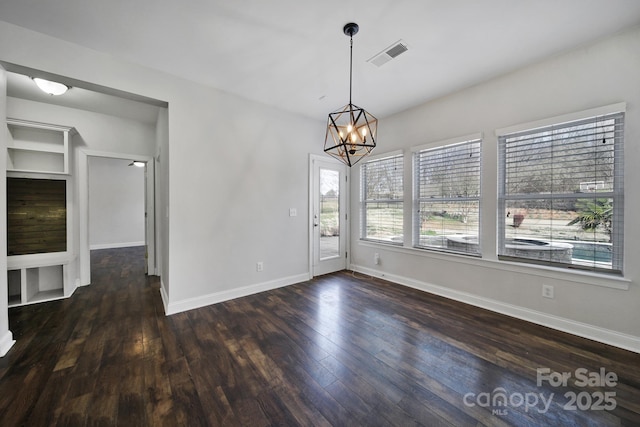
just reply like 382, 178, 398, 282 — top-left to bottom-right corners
361, 154, 403, 244
498, 110, 624, 273
413, 138, 482, 255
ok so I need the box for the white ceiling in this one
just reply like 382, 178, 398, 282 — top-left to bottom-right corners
1, 0, 640, 121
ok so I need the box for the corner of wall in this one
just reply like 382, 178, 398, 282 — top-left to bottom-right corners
0, 330, 15, 357
164, 273, 309, 316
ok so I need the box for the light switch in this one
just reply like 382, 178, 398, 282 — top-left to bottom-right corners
289, 208, 297, 217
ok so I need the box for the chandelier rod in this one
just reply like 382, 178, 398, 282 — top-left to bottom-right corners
349, 34, 353, 106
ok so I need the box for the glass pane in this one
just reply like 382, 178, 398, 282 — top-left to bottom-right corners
416, 141, 481, 199
363, 155, 403, 200
362, 154, 404, 244
503, 118, 616, 196
320, 168, 340, 259
501, 198, 613, 268
417, 201, 479, 254
365, 201, 403, 243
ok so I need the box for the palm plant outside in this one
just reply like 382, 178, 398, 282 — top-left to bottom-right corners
567, 198, 612, 241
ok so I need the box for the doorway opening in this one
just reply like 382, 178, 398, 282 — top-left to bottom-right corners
80, 152, 156, 285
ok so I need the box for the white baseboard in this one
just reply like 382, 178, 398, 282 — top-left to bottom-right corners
90, 241, 145, 250
164, 273, 310, 315
160, 278, 169, 314
351, 264, 640, 354
0, 330, 16, 358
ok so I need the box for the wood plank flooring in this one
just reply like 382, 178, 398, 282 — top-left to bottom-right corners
1, 246, 639, 426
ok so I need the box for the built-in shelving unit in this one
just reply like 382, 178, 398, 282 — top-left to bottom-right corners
5, 118, 77, 307
6, 118, 74, 175
7, 253, 72, 307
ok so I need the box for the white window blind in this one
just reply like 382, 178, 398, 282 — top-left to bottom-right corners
414, 139, 482, 255
361, 154, 404, 244
498, 111, 624, 273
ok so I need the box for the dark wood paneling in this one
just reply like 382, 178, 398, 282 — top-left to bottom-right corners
1, 248, 639, 426
7, 177, 67, 255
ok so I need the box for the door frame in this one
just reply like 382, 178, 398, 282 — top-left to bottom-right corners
78, 149, 156, 286
308, 154, 350, 278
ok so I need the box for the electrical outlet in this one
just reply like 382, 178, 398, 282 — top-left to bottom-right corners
374, 253, 380, 265
542, 284, 554, 299
256, 262, 264, 272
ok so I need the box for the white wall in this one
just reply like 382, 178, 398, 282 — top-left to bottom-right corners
88, 157, 145, 249
166, 86, 323, 310
6, 97, 156, 157
350, 26, 640, 352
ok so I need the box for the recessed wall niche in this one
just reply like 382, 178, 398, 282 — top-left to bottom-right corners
7, 177, 67, 255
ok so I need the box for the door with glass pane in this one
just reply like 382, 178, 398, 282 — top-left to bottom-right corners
311, 157, 347, 276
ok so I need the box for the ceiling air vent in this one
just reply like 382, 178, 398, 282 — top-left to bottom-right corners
367, 40, 408, 67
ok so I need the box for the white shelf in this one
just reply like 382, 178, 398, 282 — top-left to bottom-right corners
7, 149, 66, 174
7, 252, 70, 270
6, 118, 75, 175
7, 254, 73, 308
6, 142, 65, 153
26, 289, 65, 304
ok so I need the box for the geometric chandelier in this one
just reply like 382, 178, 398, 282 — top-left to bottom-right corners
324, 23, 377, 167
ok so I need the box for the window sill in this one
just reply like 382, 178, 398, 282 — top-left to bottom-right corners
360, 238, 404, 247
357, 240, 630, 291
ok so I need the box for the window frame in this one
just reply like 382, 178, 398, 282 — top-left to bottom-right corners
412, 134, 483, 256
496, 103, 625, 274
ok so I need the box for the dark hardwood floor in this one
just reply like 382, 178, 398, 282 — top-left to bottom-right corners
1, 247, 639, 426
